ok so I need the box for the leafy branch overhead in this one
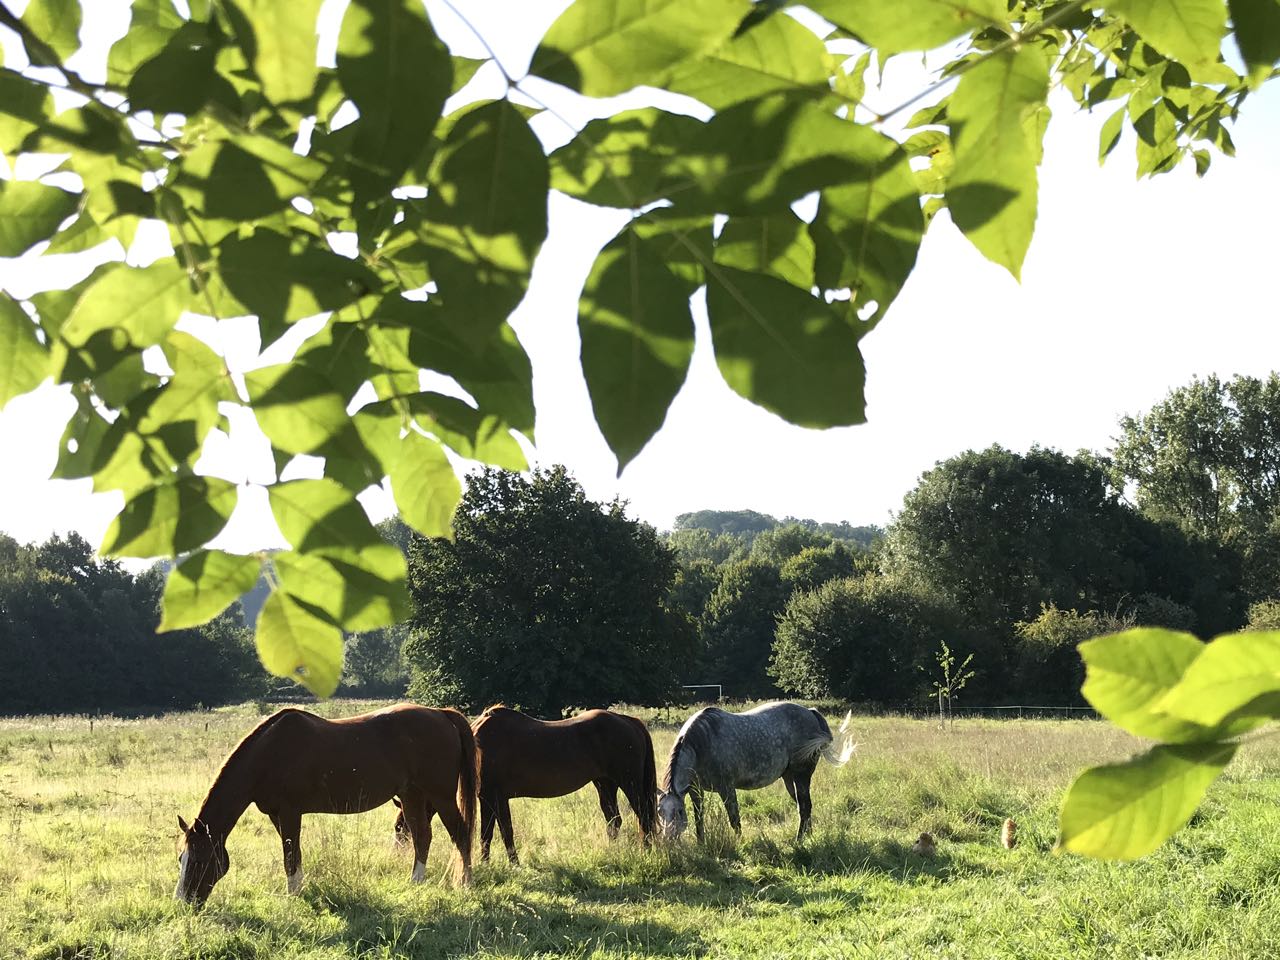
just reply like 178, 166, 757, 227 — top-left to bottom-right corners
0, 0, 1273, 699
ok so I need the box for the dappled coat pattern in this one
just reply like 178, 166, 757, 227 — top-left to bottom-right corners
659, 701, 853, 841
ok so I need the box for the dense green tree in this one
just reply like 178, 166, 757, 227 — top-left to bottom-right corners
779, 542, 867, 594
343, 625, 411, 697
882, 446, 1217, 635
0, 534, 259, 713
665, 528, 747, 567
770, 575, 982, 705
750, 523, 832, 565
1012, 605, 1134, 705
674, 510, 779, 541
697, 558, 791, 697
403, 467, 689, 715
1113, 375, 1280, 542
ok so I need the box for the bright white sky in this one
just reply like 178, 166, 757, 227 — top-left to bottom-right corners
1, 0, 1278, 555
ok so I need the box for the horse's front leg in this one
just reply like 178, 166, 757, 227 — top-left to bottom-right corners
719, 787, 741, 835
479, 792, 498, 863
690, 785, 705, 843
593, 780, 622, 840
496, 795, 519, 864
270, 810, 303, 894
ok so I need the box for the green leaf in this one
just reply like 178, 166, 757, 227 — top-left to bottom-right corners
107, 0, 185, 87
807, 0, 1007, 55
0, 294, 48, 410
21, 0, 82, 65
1057, 742, 1236, 860
59, 260, 192, 348
126, 21, 226, 115
245, 363, 350, 456
137, 330, 234, 437
0, 180, 78, 256
390, 432, 461, 539
255, 589, 343, 697
0, 69, 53, 155
1229, 0, 1280, 79
159, 550, 261, 632
451, 55, 487, 93
225, 0, 324, 103
580, 222, 698, 472
1155, 631, 1280, 728
1098, 105, 1126, 163
1103, 0, 1228, 74
808, 124, 923, 327
176, 136, 326, 223
666, 12, 832, 109
268, 478, 387, 556
374, 304, 536, 436
215, 230, 377, 345
402, 393, 527, 470
671, 98, 911, 216
530, 0, 751, 97
101, 476, 238, 559
336, 0, 451, 192
422, 101, 548, 340
716, 211, 814, 290
273, 549, 409, 632
946, 43, 1051, 280
705, 265, 865, 427
549, 108, 705, 209
1078, 628, 1224, 743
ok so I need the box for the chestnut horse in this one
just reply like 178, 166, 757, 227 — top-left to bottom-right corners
394, 705, 657, 863
176, 704, 475, 907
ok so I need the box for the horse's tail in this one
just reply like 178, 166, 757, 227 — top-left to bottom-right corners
636, 719, 658, 838
804, 708, 856, 767
444, 708, 477, 882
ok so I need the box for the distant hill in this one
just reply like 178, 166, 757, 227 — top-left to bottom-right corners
673, 510, 882, 550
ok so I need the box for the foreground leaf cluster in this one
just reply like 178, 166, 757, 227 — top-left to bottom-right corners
0, 0, 1272, 693
1058, 626, 1280, 859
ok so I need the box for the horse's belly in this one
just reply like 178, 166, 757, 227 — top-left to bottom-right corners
736, 771, 781, 790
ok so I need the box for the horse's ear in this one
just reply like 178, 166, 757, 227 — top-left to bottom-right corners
178, 815, 189, 833
392, 797, 401, 808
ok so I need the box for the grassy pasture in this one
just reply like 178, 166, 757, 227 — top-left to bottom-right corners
4, 701, 1280, 959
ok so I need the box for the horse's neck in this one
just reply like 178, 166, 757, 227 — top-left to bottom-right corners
670, 744, 698, 796
197, 743, 258, 838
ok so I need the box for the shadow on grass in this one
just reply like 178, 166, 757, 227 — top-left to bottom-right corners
224, 883, 705, 960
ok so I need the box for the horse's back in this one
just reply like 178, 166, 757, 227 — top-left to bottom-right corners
475, 707, 646, 798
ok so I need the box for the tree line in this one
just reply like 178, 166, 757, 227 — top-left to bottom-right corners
3, 372, 1278, 716
402, 373, 1280, 714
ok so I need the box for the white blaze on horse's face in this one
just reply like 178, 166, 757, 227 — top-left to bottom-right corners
174, 849, 190, 901
658, 793, 687, 839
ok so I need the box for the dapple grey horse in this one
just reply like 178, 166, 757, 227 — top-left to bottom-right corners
658, 701, 854, 842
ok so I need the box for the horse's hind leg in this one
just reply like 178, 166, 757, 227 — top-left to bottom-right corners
593, 780, 622, 840
786, 759, 818, 840
435, 799, 473, 886
618, 778, 650, 846
496, 795, 518, 864
270, 810, 303, 895
398, 796, 434, 883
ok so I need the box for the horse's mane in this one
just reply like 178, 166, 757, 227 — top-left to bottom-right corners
661, 708, 721, 791
198, 708, 303, 813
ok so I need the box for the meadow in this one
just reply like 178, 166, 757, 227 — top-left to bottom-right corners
4, 701, 1280, 960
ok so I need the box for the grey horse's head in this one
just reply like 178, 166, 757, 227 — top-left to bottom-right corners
657, 791, 687, 839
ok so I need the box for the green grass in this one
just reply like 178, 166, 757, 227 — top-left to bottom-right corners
5, 701, 1280, 958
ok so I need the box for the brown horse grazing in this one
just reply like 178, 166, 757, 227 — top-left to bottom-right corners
176, 704, 475, 907
394, 705, 657, 863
